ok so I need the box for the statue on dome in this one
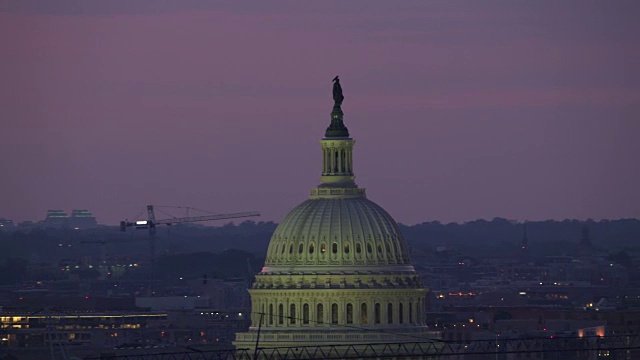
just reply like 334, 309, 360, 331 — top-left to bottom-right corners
332, 76, 344, 106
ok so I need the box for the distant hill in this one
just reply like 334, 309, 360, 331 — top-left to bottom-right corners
399, 218, 640, 257
1, 219, 639, 263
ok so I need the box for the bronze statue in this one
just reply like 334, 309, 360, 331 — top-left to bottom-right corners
325, 76, 349, 137
332, 76, 344, 106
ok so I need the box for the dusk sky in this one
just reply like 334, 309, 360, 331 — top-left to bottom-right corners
1, 1, 639, 225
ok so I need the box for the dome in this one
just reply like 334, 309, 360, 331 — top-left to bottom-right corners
234, 78, 435, 355
265, 193, 411, 268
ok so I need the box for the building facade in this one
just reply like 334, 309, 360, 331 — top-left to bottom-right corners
234, 78, 437, 355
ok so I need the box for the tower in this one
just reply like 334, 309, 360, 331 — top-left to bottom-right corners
579, 225, 593, 258
233, 78, 437, 356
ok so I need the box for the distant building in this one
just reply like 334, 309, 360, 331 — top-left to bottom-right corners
43, 210, 69, 227
521, 222, 529, 251
579, 225, 594, 258
0, 218, 14, 229
41, 209, 98, 228
135, 296, 209, 310
70, 209, 98, 228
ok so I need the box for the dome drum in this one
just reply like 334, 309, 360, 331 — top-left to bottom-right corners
253, 271, 424, 290
247, 288, 428, 330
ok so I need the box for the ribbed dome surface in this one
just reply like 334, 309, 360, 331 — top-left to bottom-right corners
265, 195, 410, 267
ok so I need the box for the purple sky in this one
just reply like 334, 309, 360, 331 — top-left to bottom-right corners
1, 1, 639, 225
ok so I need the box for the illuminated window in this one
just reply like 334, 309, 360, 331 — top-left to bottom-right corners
331, 303, 338, 324
317, 304, 324, 324
303, 304, 309, 324
289, 304, 296, 324
321, 243, 327, 254
344, 243, 350, 254
409, 303, 413, 324
360, 303, 368, 324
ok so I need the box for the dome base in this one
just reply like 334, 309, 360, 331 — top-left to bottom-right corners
234, 328, 442, 358
309, 187, 366, 199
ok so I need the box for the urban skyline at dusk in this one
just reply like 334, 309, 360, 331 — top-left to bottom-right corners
2, 1, 639, 225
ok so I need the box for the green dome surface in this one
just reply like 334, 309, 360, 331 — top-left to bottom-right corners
265, 195, 411, 268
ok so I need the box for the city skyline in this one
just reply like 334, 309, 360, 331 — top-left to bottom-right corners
1, 1, 639, 225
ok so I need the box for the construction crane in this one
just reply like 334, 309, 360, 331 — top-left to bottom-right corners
120, 205, 260, 232
119, 205, 260, 287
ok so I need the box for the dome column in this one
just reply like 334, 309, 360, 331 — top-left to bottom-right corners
320, 139, 356, 187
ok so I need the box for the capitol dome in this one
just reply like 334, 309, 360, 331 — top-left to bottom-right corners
234, 77, 436, 356
265, 195, 411, 268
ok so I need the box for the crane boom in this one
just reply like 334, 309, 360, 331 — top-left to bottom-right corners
120, 206, 260, 231
155, 211, 261, 226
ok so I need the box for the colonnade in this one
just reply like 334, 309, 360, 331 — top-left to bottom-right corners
321, 142, 354, 176
250, 296, 427, 329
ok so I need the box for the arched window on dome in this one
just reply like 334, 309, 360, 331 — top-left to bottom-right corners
281, 243, 286, 254
399, 302, 404, 324
289, 304, 296, 324
385, 241, 391, 254
360, 303, 368, 324
317, 303, 324, 324
298, 243, 304, 254
303, 304, 309, 324
289, 244, 293, 254
309, 243, 315, 254
374, 303, 381, 324
409, 302, 413, 324
387, 303, 393, 324
331, 303, 338, 324
377, 242, 383, 255
332, 242, 338, 254
278, 304, 284, 324
346, 303, 353, 324
367, 242, 373, 254
344, 242, 350, 254
356, 243, 362, 253
321, 243, 327, 254
269, 303, 274, 325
